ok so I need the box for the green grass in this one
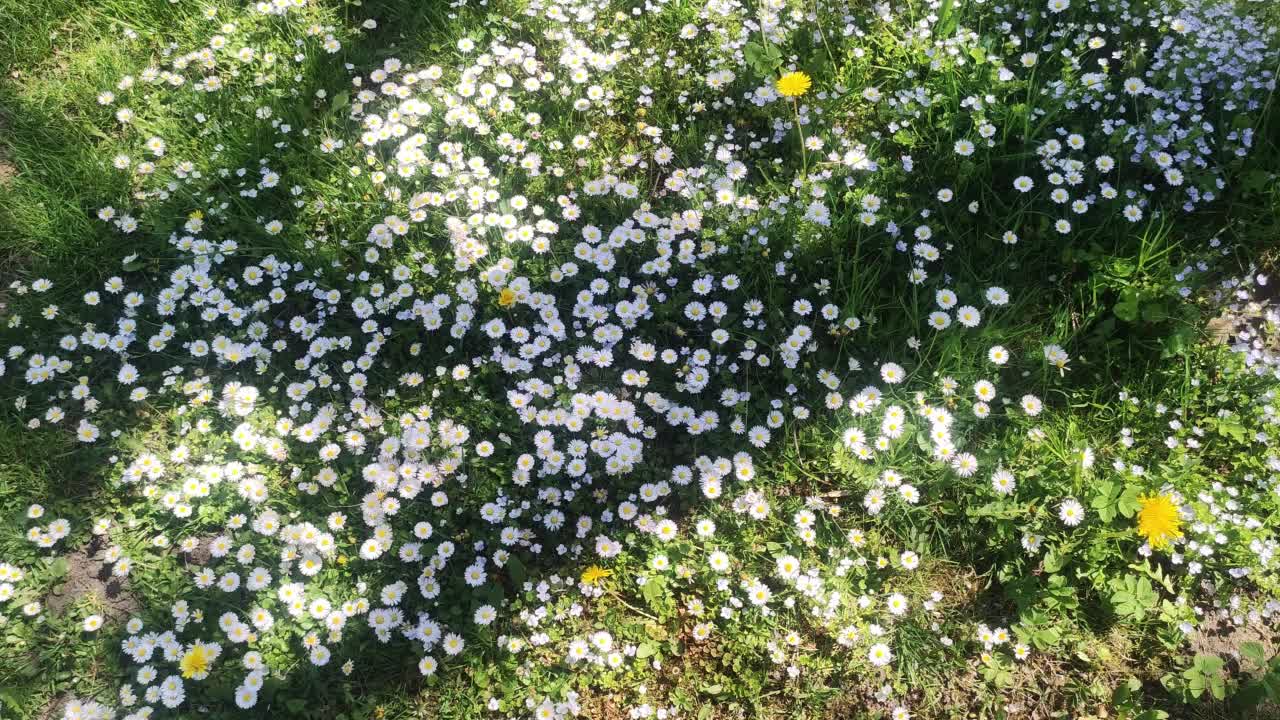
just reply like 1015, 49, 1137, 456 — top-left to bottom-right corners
1, 0, 1279, 719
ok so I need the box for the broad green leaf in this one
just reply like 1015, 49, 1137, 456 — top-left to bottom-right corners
1240, 641, 1267, 668
1114, 289, 1141, 323
507, 554, 526, 589
1193, 653, 1225, 674
743, 42, 782, 78
1042, 550, 1065, 573
1117, 486, 1143, 518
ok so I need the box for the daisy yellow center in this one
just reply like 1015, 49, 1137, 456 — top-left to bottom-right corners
497, 288, 517, 308
1136, 493, 1183, 549
776, 71, 812, 98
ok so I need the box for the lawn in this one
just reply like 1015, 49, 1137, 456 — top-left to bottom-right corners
0, 0, 1279, 719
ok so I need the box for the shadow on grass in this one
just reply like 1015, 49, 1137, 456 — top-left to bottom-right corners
0, 2, 511, 718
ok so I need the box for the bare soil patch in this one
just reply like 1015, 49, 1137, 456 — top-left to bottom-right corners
46, 538, 140, 621
0, 153, 14, 187
1190, 613, 1278, 667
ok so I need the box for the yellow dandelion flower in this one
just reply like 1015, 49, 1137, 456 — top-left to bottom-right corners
1136, 493, 1183, 549
776, 71, 812, 98
498, 288, 517, 308
180, 644, 212, 679
580, 565, 612, 585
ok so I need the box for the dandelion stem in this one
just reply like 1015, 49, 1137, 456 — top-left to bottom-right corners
606, 589, 658, 621
793, 99, 808, 177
